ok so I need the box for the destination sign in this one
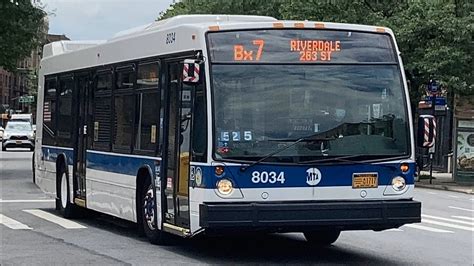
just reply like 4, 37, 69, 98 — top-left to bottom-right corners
208, 29, 396, 64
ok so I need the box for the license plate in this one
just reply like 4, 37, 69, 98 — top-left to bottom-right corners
16, 140, 22, 144
352, 173, 378, 188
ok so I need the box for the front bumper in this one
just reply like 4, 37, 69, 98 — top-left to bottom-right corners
3, 139, 34, 149
200, 200, 421, 232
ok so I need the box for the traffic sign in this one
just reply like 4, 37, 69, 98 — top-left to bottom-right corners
427, 79, 439, 94
18, 96, 34, 103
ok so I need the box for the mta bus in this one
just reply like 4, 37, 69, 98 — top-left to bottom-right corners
34, 15, 421, 245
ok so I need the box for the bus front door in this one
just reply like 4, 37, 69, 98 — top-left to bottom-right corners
163, 61, 191, 230
72, 74, 90, 206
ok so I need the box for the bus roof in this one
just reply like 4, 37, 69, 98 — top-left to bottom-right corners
40, 15, 395, 75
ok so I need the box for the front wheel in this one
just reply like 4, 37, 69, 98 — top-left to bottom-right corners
304, 230, 341, 246
141, 182, 170, 245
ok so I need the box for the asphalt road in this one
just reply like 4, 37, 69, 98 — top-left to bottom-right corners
1, 149, 473, 265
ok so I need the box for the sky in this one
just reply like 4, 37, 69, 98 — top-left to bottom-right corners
41, 0, 175, 40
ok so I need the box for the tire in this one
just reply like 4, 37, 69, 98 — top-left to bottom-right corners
56, 165, 78, 218
30, 147, 34, 152
304, 230, 341, 246
141, 180, 170, 245
2, 146, 6, 151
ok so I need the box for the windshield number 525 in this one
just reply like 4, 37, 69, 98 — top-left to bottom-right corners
251, 171, 285, 184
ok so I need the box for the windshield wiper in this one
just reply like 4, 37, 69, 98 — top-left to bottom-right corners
239, 135, 335, 172
298, 155, 402, 170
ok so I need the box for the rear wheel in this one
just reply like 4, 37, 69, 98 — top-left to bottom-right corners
141, 180, 170, 245
56, 166, 79, 218
304, 230, 341, 246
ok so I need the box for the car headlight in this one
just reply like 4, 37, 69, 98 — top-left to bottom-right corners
216, 179, 233, 195
28, 132, 35, 139
392, 176, 406, 191
3, 132, 10, 139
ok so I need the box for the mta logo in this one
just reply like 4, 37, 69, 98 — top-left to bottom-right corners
306, 168, 322, 186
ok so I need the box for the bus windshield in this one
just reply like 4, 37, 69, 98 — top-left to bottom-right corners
208, 30, 409, 162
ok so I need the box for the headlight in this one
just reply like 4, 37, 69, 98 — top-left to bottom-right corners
216, 179, 233, 195
28, 132, 35, 139
3, 133, 10, 139
392, 176, 406, 191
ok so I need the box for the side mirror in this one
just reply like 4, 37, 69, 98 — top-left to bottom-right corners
182, 59, 202, 84
417, 115, 436, 148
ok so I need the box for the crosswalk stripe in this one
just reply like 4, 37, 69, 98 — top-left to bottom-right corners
422, 214, 474, 226
0, 214, 32, 230
451, 215, 474, 221
404, 224, 453, 233
0, 199, 55, 203
385, 228, 403, 232
23, 209, 86, 229
448, 206, 473, 212
422, 219, 474, 232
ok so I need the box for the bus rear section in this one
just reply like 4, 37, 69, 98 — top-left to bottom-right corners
195, 26, 421, 242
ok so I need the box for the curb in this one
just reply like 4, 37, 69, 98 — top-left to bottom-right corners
415, 183, 473, 194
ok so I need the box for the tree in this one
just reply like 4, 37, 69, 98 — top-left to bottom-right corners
0, 0, 46, 71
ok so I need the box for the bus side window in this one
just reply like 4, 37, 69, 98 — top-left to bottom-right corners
42, 77, 57, 146
192, 83, 207, 162
134, 61, 160, 154
56, 76, 74, 147
112, 69, 135, 153
92, 71, 113, 151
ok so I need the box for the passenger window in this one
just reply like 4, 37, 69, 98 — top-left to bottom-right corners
92, 72, 113, 151
56, 76, 74, 147
113, 68, 135, 152
42, 77, 57, 146
134, 62, 160, 154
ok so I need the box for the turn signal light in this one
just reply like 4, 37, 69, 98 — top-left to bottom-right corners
400, 163, 409, 173
215, 166, 225, 176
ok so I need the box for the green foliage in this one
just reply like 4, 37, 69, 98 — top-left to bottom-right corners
0, 0, 46, 71
159, 0, 473, 98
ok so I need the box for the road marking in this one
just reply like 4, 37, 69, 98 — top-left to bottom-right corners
23, 209, 86, 229
451, 215, 474, 221
448, 195, 459, 199
426, 192, 437, 195
385, 228, 403, 232
404, 224, 453, 233
448, 206, 474, 212
0, 199, 55, 203
0, 214, 32, 230
422, 214, 474, 226
422, 219, 474, 232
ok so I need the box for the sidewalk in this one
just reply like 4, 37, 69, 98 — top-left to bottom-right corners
416, 171, 473, 194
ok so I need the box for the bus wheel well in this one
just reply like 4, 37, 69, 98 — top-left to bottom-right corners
136, 167, 152, 235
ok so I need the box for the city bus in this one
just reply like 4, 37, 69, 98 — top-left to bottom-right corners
34, 15, 422, 245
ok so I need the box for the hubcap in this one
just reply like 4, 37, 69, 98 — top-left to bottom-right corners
60, 173, 68, 209
143, 187, 156, 230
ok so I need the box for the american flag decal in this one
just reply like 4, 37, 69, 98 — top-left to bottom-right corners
43, 102, 51, 122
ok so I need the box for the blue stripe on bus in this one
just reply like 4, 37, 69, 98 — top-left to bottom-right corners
193, 162, 415, 188
42, 146, 74, 166
42, 146, 414, 188
86, 151, 158, 176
